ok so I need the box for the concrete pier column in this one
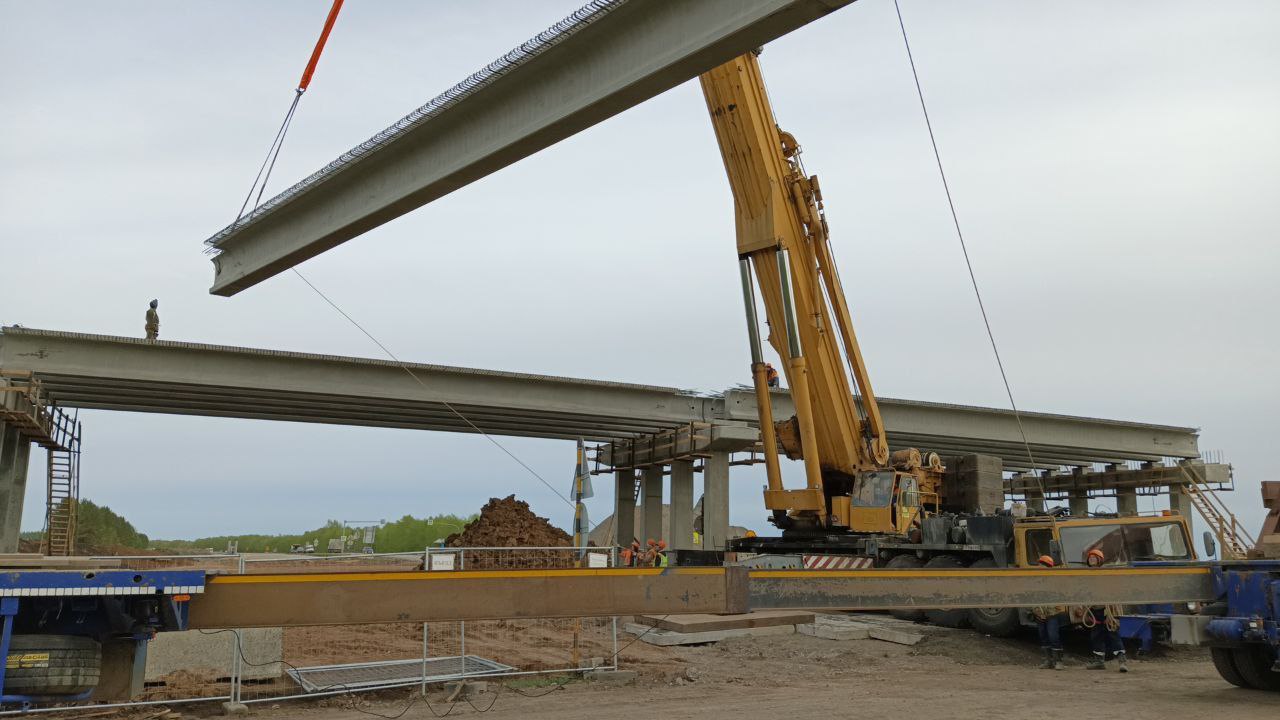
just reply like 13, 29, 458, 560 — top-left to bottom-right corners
1116, 487, 1138, 517
669, 460, 694, 550
612, 470, 636, 547
702, 452, 730, 551
1168, 486, 1194, 538
1024, 479, 1045, 514
0, 423, 31, 553
1068, 489, 1089, 518
641, 465, 664, 544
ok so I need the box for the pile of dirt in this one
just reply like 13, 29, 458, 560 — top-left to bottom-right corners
446, 495, 572, 548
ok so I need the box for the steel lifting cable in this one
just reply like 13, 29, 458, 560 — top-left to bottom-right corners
227, 1, 576, 512
891, 1, 1053, 505
234, 0, 345, 223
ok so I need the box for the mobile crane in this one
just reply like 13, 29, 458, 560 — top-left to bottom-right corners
702, 51, 944, 546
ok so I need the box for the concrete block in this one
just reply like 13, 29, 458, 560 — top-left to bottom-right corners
585, 669, 637, 686
624, 622, 794, 646
633, 610, 813, 633
444, 680, 488, 700
146, 628, 282, 682
840, 613, 926, 645
867, 626, 923, 646
797, 622, 869, 641
221, 701, 249, 716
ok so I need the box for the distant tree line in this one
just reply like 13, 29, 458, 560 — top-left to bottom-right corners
150, 514, 476, 554
75, 499, 150, 550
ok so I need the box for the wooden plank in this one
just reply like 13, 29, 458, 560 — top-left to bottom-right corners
632, 609, 813, 633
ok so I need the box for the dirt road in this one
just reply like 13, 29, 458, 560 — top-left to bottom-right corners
248, 628, 1279, 720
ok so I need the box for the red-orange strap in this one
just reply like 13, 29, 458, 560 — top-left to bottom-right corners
297, 0, 344, 92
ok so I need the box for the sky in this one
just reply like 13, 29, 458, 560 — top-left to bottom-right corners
1, 1, 1277, 543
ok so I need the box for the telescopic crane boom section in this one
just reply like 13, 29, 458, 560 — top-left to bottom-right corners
701, 53, 941, 536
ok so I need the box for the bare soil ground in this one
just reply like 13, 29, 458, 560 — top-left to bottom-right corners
152, 623, 1278, 720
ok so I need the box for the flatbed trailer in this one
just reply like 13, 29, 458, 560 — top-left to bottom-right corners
0, 561, 1275, 706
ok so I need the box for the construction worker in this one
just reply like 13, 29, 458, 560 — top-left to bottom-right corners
621, 538, 640, 567
144, 299, 160, 341
1083, 548, 1129, 672
654, 539, 669, 567
641, 538, 658, 567
765, 363, 780, 388
1033, 555, 1066, 670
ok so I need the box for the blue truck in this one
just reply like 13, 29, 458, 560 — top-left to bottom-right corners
0, 568, 205, 706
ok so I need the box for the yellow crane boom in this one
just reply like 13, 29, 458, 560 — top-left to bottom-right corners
700, 52, 939, 535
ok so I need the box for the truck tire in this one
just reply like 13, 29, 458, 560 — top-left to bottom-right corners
923, 555, 970, 628
885, 554, 927, 621
965, 558, 1021, 637
1231, 646, 1280, 691
3, 635, 101, 696
1211, 647, 1249, 688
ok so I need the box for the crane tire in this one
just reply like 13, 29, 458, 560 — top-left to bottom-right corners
1231, 646, 1280, 691
1211, 647, 1249, 688
922, 555, 971, 628
3, 635, 101, 695
884, 554, 926, 621
964, 558, 1021, 637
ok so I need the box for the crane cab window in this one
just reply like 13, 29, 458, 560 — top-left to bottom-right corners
1023, 528, 1053, 565
1058, 521, 1192, 565
852, 472, 893, 507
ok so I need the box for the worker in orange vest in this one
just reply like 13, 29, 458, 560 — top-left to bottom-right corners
765, 363, 780, 388
620, 538, 640, 567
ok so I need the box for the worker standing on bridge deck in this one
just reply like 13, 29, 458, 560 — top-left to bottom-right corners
144, 299, 160, 341
1083, 548, 1129, 672
1033, 555, 1066, 670
765, 363, 779, 388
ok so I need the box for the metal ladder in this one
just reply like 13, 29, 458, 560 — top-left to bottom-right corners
43, 413, 81, 556
1179, 460, 1254, 559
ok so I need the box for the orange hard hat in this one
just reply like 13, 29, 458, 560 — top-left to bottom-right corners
1037, 555, 1055, 568
1086, 548, 1105, 564
657, 540, 667, 549
646, 538, 656, 546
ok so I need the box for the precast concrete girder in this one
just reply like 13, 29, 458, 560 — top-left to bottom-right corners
207, 0, 857, 295
0, 328, 1203, 468
717, 389, 1200, 470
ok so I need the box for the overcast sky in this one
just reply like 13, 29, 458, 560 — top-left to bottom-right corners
2, 1, 1276, 542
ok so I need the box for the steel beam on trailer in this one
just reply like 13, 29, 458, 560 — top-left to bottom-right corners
206, 0, 858, 296
747, 567, 1217, 611
187, 568, 747, 629
185, 566, 1218, 629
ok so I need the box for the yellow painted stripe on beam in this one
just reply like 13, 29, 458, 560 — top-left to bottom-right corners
207, 567, 724, 585
752, 567, 1212, 580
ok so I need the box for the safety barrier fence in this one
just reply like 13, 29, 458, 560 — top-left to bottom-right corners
1, 547, 618, 714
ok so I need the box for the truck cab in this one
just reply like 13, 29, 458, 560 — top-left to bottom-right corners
1014, 513, 1197, 568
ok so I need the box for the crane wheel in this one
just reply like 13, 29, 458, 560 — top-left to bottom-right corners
884, 554, 926, 621
964, 558, 1021, 636
923, 555, 970, 628
1211, 647, 1250, 688
1230, 645, 1280, 691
